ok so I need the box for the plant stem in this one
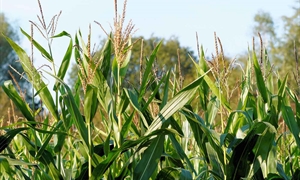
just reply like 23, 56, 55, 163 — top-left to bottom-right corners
117, 64, 122, 147
219, 82, 227, 180
88, 121, 92, 177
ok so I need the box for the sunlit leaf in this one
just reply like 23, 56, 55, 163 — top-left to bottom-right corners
4, 35, 59, 121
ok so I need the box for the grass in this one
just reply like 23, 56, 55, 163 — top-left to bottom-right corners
0, 0, 300, 179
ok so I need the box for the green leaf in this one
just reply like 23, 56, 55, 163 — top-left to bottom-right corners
179, 169, 193, 180
276, 163, 289, 180
4, 35, 59, 121
47, 74, 99, 166
156, 167, 180, 180
168, 134, 197, 175
2, 81, 35, 124
199, 45, 208, 72
51, 31, 71, 38
20, 28, 53, 62
0, 155, 37, 166
104, 133, 112, 156
292, 169, 300, 180
91, 129, 175, 178
191, 57, 231, 111
206, 97, 219, 126
0, 128, 28, 153
257, 96, 267, 120
252, 50, 268, 103
182, 106, 224, 174
0, 157, 12, 175
124, 89, 149, 128
227, 131, 258, 179
21, 134, 63, 180
91, 149, 121, 179
53, 31, 73, 90
36, 121, 64, 160
112, 57, 119, 85
206, 143, 224, 178
266, 173, 285, 180
74, 33, 82, 64
277, 74, 288, 113
55, 99, 73, 153
134, 135, 165, 180
144, 72, 168, 112
225, 109, 253, 135
84, 84, 98, 123
98, 37, 112, 80
160, 71, 171, 109
169, 117, 184, 136
120, 112, 134, 138
145, 71, 209, 135
194, 45, 209, 110
251, 122, 276, 178
59, 85, 89, 150
281, 105, 300, 148
139, 41, 162, 101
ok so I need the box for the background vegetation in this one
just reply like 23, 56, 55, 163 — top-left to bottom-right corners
0, 0, 299, 179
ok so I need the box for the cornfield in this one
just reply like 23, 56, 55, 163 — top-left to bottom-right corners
0, 0, 299, 179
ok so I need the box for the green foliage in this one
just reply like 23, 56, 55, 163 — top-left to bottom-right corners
0, 1, 300, 180
68, 36, 197, 90
0, 13, 32, 122
127, 36, 197, 86
252, 7, 300, 95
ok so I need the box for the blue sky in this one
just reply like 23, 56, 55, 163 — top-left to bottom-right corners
0, 0, 298, 88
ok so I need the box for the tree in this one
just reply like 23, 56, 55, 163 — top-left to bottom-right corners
253, 11, 276, 42
252, 7, 300, 94
0, 13, 30, 122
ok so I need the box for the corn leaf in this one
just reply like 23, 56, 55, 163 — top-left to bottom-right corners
36, 121, 63, 159
206, 143, 224, 178
251, 122, 276, 177
0, 155, 36, 166
91, 129, 175, 178
2, 81, 35, 124
20, 28, 53, 62
98, 37, 112, 80
168, 134, 197, 175
20, 134, 63, 180
0, 128, 28, 153
198, 46, 209, 110
160, 71, 171, 109
133, 134, 165, 180
227, 132, 258, 179
59, 85, 89, 150
145, 71, 209, 135
205, 71, 230, 111
84, 84, 98, 123
139, 41, 162, 102
180, 169, 193, 180
4, 35, 59, 121
156, 167, 180, 179
281, 105, 300, 148
252, 50, 268, 103
53, 31, 73, 90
